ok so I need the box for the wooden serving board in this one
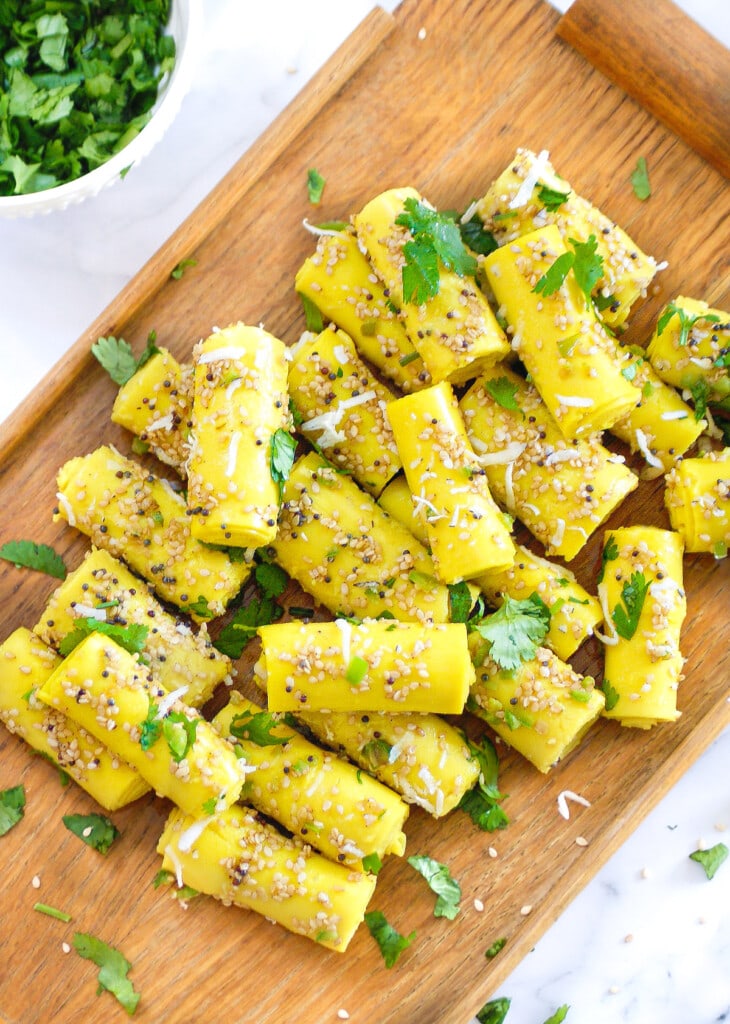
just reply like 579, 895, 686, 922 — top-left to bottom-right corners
1, 1, 728, 1021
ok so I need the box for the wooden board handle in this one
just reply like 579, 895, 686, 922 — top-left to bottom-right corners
557, 0, 730, 179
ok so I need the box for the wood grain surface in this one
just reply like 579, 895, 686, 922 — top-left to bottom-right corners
0, 1, 728, 1022
558, 0, 730, 179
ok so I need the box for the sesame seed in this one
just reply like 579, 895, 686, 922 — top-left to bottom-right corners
473, 898, 485, 912
608, 985, 621, 995
417, 26, 427, 39
640, 867, 652, 879
488, 846, 498, 858
62, 942, 71, 954
32, 875, 41, 889
575, 836, 589, 847
337, 1011, 350, 1021
520, 904, 532, 916
624, 934, 634, 943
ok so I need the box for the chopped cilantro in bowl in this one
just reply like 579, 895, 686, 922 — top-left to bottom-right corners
0, 0, 201, 216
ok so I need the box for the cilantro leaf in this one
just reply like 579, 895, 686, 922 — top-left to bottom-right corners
62, 813, 119, 855
171, 258, 197, 280
214, 595, 284, 659
91, 337, 139, 386
689, 842, 728, 880
611, 571, 649, 640
485, 376, 522, 414
299, 292, 324, 333
362, 852, 383, 875
570, 234, 604, 302
458, 735, 509, 832
601, 678, 620, 712
138, 699, 162, 752
459, 209, 498, 256
152, 870, 199, 900
476, 998, 511, 1024
630, 156, 651, 200
72, 933, 140, 1016
449, 581, 474, 623
396, 197, 478, 304
0, 784, 26, 837
656, 302, 722, 348
364, 910, 416, 967
307, 168, 325, 204
162, 712, 198, 763
537, 183, 571, 211
57, 619, 149, 658
0, 539, 66, 579
181, 595, 213, 620
596, 535, 619, 584
254, 561, 288, 600
407, 854, 461, 919
689, 378, 710, 421
229, 709, 289, 746
533, 250, 574, 297
270, 429, 297, 500
543, 1007, 570, 1024
485, 937, 507, 959
469, 593, 551, 671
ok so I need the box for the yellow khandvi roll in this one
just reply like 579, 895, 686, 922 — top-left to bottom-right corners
610, 346, 704, 472
353, 187, 510, 384
111, 347, 193, 474
213, 692, 408, 870
288, 326, 402, 496
34, 548, 231, 708
294, 229, 430, 392
187, 323, 291, 549
460, 365, 638, 560
0, 628, 149, 811
664, 448, 730, 557
37, 632, 245, 816
387, 382, 515, 582
475, 147, 659, 329
259, 618, 473, 714
55, 445, 251, 620
598, 526, 686, 728
468, 636, 604, 773
158, 805, 376, 952
647, 296, 730, 404
483, 225, 637, 438
272, 452, 451, 624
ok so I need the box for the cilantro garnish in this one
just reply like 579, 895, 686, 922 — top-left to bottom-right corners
152, 870, 199, 901
485, 376, 522, 414
162, 712, 198, 763
543, 1007, 570, 1024
620, 362, 638, 382
138, 699, 162, 752
72, 932, 140, 1016
533, 234, 603, 306
458, 735, 509, 832
92, 334, 161, 387
229, 709, 289, 746
688, 378, 710, 421
307, 168, 325, 204
459, 208, 498, 256
396, 197, 478, 304
0, 784, 26, 837
361, 738, 392, 768
31, 749, 70, 786
469, 593, 551, 671
181, 595, 213, 620
63, 812, 119, 855
537, 183, 571, 211
630, 156, 651, 200
689, 842, 728, 880
407, 854, 461, 919
214, 594, 284, 659
476, 998, 511, 1024
254, 560, 289, 600
485, 936, 507, 959
299, 292, 324, 333
611, 571, 649, 640
656, 303, 721, 348
171, 258, 197, 280
594, 291, 618, 313
0, 539, 66, 579
449, 581, 474, 623
270, 429, 297, 500
362, 852, 383, 875
364, 910, 416, 968
58, 619, 149, 658
201, 797, 218, 815
596, 535, 619, 584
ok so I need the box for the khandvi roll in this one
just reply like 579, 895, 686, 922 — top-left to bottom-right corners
111, 347, 193, 473
259, 618, 473, 714
353, 187, 510, 384
187, 323, 291, 549
483, 225, 638, 438
158, 805, 377, 952
0, 628, 150, 810
475, 147, 658, 328
647, 296, 730, 404
460, 365, 638, 560
34, 548, 231, 708
288, 326, 402, 496
272, 452, 452, 624
54, 445, 251, 620
664, 448, 730, 556
387, 382, 515, 582
213, 692, 408, 870
36, 632, 246, 816
598, 526, 686, 728
610, 346, 704, 472
253, 665, 479, 817
294, 228, 430, 392
468, 634, 604, 773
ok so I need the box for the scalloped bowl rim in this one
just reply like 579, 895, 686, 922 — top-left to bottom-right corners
0, 0, 202, 218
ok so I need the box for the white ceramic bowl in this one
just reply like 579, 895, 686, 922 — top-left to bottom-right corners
0, 0, 202, 218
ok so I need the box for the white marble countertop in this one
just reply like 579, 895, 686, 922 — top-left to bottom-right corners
0, 2, 728, 1022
